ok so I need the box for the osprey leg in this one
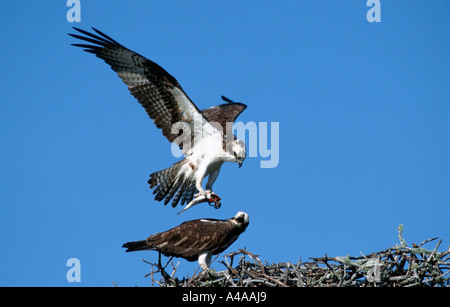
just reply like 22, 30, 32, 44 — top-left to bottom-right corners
198, 251, 212, 270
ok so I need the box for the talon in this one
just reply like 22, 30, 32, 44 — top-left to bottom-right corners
213, 199, 221, 209
206, 192, 221, 209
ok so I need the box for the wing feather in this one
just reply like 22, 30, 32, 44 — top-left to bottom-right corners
146, 219, 237, 261
69, 27, 219, 151
201, 96, 247, 132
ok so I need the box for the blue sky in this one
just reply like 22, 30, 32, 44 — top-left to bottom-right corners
1, 1, 449, 286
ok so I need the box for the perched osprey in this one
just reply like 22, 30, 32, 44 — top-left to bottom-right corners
69, 28, 247, 212
122, 211, 249, 270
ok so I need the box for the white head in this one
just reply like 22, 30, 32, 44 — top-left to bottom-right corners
231, 139, 246, 168
232, 211, 250, 226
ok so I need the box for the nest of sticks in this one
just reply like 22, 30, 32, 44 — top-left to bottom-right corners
144, 233, 449, 287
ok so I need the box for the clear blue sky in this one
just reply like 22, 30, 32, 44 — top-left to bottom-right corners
1, 1, 449, 286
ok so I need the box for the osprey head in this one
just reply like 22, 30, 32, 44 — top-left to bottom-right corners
231, 211, 250, 227
231, 139, 246, 168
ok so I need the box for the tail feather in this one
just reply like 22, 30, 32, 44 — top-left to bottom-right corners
180, 182, 195, 206
164, 174, 185, 206
122, 240, 149, 252
151, 169, 176, 200
172, 180, 194, 208
148, 160, 195, 207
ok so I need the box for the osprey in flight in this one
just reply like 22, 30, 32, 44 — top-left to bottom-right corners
69, 28, 247, 212
122, 211, 249, 270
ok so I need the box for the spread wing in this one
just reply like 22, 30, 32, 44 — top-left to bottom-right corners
146, 219, 241, 261
201, 96, 247, 133
69, 27, 218, 152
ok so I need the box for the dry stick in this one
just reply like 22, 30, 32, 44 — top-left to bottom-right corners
238, 249, 266, 275
282, 262, 291, 286
419, 237, 439, 247
170, 260, 180, 279
220, 260, 242, 285
143, 253, 175, 285
427, 239, 442, 263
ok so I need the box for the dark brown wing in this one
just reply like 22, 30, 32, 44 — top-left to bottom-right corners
201, 96, 247, 132
69, 27, 212, 151
145, 219, 244, 261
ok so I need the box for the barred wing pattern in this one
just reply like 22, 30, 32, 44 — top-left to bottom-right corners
69, 27, 216, 152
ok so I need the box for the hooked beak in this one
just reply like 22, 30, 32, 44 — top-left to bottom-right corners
238, 160, 243, 168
